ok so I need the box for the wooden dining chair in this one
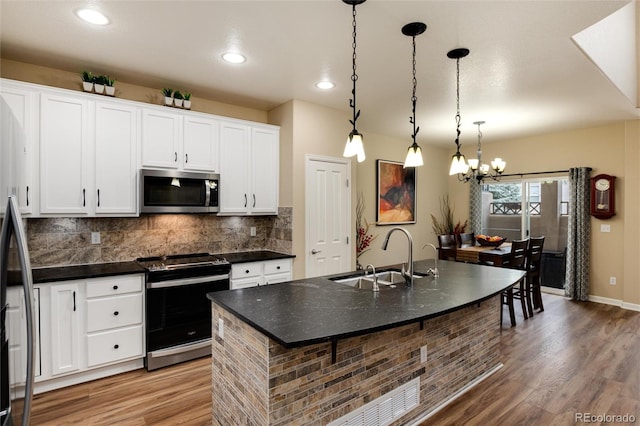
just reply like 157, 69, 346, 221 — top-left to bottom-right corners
525, 236, 545, 316
437, 234, 457, 260
457, 232, 475, 248
501, 238, 529, 327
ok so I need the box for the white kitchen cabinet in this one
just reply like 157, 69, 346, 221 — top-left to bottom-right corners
94, 101, 138, 215
141, 108, 220, 173
6, 286, 41, 387
141, 108, 182, 169
230, 259, 292, 289
183, 115, 220, 172
0, 82, 36, 215
85, 275, 144, 368
219, 121, 279, 215
49, 281, 82, 376
39, 93, 90, 215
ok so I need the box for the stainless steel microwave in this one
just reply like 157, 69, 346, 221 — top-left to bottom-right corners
140, 169, 219, 213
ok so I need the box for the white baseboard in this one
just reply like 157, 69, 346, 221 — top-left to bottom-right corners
541, 287, 640, 312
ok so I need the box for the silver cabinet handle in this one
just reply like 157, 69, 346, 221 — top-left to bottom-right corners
311, 249, 322, 254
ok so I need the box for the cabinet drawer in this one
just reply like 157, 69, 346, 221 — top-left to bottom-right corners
263, 260, 291, 275
86, 293, 143, 332
86, 275, 143, 298
87, 326, 143, 367
263, 272, 291, 285
231, 262, 261, 278
230, 278, 262, 290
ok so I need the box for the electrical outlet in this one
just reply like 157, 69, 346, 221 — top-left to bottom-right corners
420, 345, 428, 363
250, 226, 256, 237
91, 232, 101, 244
601, 224, 611, 233
218, 318, 224, 339
609, 276, 617, 285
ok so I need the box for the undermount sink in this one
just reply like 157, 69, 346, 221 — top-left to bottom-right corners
330, 269, 423, 289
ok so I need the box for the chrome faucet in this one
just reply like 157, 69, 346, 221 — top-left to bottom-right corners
422, 243, 439, 278
381, 227, 414, 286
363, 264, 379, 292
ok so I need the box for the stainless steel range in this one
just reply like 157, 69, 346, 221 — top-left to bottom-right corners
136, 253, 231, 371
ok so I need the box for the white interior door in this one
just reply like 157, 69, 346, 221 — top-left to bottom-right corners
305, 156, 351, 278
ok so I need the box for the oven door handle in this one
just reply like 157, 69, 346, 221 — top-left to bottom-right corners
147, 274, 229, 289
148, 339, 211, 358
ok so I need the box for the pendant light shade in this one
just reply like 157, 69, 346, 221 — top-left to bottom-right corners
343, 0, 366, 163
402, 22, 426, 168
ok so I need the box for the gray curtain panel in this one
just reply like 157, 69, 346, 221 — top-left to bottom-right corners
565, 167, 591, 300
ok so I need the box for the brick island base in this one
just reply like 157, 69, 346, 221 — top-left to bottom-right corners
211, 296, 501, 425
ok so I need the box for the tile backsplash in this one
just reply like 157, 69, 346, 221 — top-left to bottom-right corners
26, 207, 292, 267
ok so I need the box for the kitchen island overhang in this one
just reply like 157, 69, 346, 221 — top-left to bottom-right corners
208, 259, 525, 425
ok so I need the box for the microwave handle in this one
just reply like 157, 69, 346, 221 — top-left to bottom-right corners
205, 180, 211, 207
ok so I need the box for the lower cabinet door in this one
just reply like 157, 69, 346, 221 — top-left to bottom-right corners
87, 326, 144, 367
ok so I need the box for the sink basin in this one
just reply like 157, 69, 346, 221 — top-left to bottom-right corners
330, 269, 424, 289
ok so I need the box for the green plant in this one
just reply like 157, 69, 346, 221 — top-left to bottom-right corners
173, 90, 183, 100
161, 88, 173, 97
92, 75, 108, 85
183, 92, 191, 100
81, 71, 93, 82
105, 76, 115, 86
430, 195, 467, 235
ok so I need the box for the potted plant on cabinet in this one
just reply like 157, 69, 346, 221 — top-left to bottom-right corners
105, 76, 116, 96
81, 71, 93, 92
93, 75, 107, 94
183, 92, 192, 109
162, 88, 173, 106
173, 90, 184, 108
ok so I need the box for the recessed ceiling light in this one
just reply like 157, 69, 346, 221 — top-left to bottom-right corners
222, 52, 246, 64
316, 81, 335, 90
75, 8, 110, 25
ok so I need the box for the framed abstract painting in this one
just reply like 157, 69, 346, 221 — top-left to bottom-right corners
376, 159, 416, 225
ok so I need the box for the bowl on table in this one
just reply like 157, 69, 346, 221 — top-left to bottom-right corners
475, 235, 506, 248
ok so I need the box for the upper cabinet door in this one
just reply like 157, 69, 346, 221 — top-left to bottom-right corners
95, 101, 138, 215
219, 121, 250, 214
0, 83, 36, 214
250, 127, 279, 214
141, 108, 182, 169
183, 115, 219, 172
40, 93, 90, 215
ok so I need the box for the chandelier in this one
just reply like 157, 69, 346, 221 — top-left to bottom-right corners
342, 0, 366, 163
402, 22, 427, 168
458, 121, 506, 182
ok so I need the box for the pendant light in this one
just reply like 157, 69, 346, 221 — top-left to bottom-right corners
460, 121, 506, 182
447, 48, 470, 176
342, 0, 366, 163
402, 22, 426, 168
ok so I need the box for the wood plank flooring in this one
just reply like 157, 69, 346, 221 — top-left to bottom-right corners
30, 294, 640, 425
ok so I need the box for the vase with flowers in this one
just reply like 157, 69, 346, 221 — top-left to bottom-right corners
431, 194, 467, 237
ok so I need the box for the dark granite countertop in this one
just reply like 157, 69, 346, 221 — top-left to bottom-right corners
218, 250, 295, 264
31, 262, 145, 284
208, 259, 525, 348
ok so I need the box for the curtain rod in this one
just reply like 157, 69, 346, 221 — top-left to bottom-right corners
498, 167, 592, 178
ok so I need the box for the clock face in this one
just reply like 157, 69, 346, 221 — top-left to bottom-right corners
595, 179, 610, 191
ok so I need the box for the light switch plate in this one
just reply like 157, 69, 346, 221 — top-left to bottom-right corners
600, 224, 611, 233
91, 232, 101, 244
218, 318, 224, 339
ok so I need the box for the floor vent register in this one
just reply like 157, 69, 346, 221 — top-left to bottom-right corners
328, 377, 420, 426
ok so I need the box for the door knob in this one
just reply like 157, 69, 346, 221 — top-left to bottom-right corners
311, 249, 322, 254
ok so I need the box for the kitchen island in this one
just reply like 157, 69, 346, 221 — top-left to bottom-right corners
208, 259, 524, 425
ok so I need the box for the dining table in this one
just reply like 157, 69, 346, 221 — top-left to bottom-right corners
456, 242, 512, 266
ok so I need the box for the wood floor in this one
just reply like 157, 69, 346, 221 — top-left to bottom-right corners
30, 294, 639, 426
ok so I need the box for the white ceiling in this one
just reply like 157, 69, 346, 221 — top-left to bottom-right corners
1, 0, 638, 147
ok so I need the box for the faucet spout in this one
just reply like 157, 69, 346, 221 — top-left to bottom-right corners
422, 243, 439, 278
363, 264, 379, 292
382, 227, 414, 286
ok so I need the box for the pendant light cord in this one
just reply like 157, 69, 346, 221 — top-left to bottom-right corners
349, 4, 360, 134
410, 35, 419, 144
455, 57, 461, 149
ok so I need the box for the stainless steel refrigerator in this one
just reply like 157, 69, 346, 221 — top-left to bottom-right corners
1, 195, 36, 426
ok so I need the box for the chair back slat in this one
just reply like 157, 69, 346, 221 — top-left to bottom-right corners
457, 232, 475, 248
508, 239, 529, 270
